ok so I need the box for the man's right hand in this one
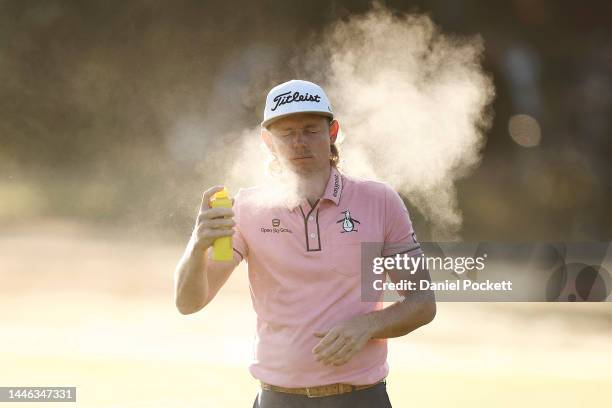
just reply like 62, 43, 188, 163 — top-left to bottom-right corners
192, 185, 235, 251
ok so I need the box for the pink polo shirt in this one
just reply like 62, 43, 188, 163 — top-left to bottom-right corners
232, 166, 422, 388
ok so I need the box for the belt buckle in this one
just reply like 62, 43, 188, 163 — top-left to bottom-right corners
305, 387, 314, 398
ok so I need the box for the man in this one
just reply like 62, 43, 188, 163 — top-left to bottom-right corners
174, 80, 436, 407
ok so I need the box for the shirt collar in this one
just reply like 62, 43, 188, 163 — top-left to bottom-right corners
322, 166, 343, 206
285, 166, 343, 211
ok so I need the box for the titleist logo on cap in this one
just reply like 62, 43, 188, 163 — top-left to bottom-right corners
271, 91, 322, 111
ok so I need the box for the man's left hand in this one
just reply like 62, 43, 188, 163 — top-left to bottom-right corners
312, 316, 375, 366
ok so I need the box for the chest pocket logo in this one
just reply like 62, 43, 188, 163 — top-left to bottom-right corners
337, 210, 360, 233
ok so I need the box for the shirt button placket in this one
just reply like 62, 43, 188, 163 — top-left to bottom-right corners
307, 209, 320, 251
301, 204, 321, 251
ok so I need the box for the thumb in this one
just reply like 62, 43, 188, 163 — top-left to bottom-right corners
201, 185, 225, 210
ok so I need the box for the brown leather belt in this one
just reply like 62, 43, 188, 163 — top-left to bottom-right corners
260, 378, 385, 398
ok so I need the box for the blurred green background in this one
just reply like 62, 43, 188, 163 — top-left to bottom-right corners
2, 0, 611, 240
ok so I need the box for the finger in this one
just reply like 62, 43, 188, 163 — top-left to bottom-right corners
331, 333, 370, 366
201, 218, 236, 230
198, 207, 235, 222
197, 224, 233, 239
312, 329, 339, 353
317, 336, 348, 363
331, 347, 356, 366
197, 228, 235, 241
200, 185, 225, 210
332, 335, 369, 366
329, 342, 354, 365
315, 333, 347, 358
313, 331, 327, 338
196, 211, 232, 230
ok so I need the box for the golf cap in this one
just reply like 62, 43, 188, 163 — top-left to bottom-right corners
261, 80, 334, 128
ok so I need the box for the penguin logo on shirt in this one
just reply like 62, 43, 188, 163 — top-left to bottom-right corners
337, 210, 360, 233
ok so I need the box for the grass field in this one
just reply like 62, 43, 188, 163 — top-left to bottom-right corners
1, 220, 611, 407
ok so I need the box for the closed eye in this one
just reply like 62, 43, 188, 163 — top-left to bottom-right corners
274, 127, 322, 137
276, 130, 295, 137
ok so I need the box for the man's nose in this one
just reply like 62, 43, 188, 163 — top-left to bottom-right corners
290, 130, 308, 146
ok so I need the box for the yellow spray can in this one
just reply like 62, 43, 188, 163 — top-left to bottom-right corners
210, 188, 233, 261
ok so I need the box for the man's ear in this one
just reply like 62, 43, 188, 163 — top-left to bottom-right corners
329, 119, 339, 144
261, 128, 275, 152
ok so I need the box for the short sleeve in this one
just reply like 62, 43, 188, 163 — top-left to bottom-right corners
382, 185, 422, 257
231, 189, 249, 262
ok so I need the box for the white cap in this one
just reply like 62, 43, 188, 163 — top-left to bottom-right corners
261, 80, 333, 128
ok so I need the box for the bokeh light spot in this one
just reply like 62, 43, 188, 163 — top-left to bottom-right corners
508, 114, 541, 147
